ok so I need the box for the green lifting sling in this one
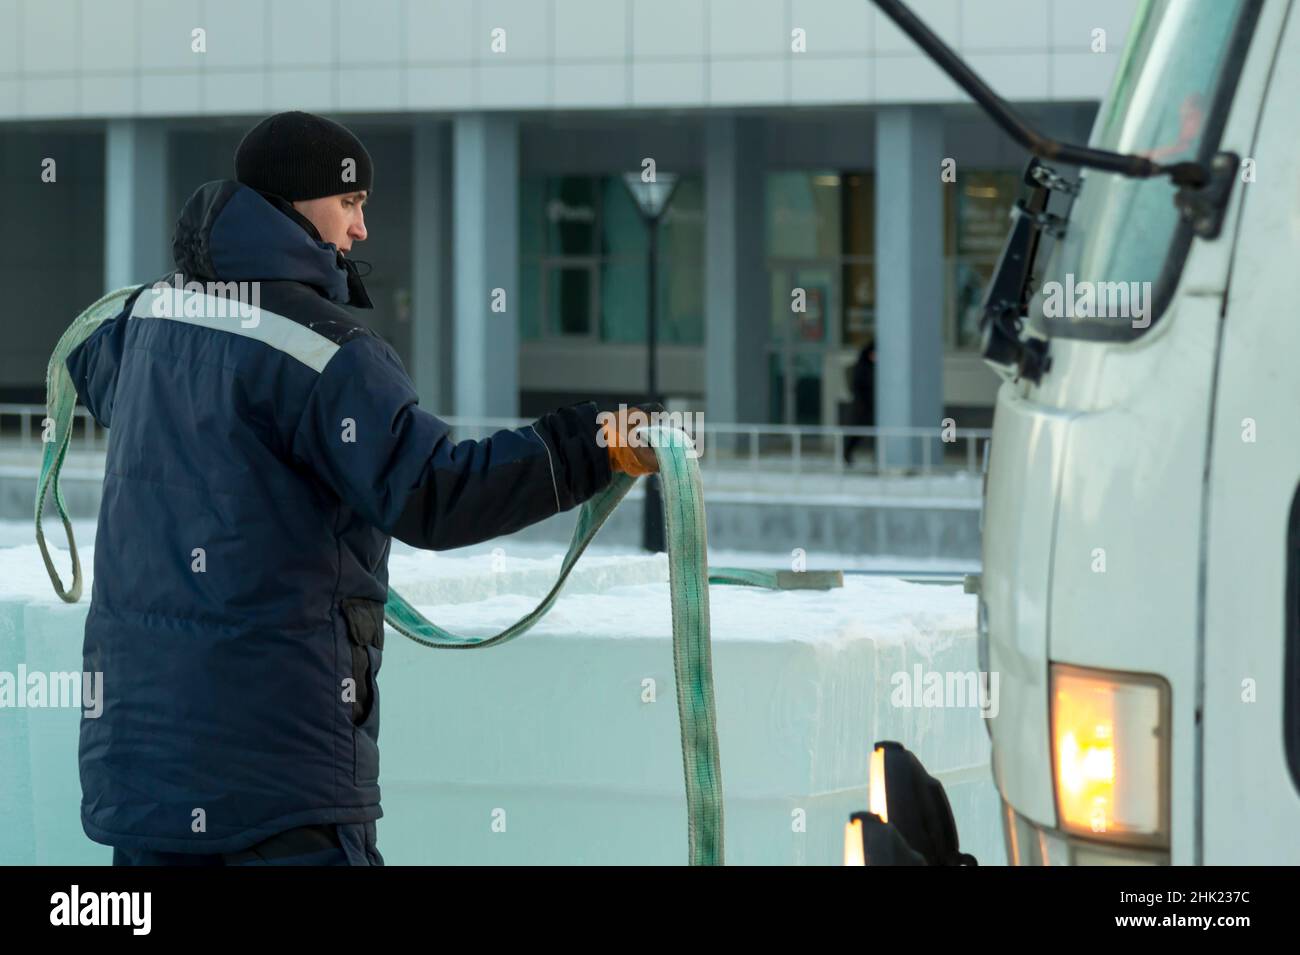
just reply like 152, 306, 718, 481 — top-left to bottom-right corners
38, 286, 843, 866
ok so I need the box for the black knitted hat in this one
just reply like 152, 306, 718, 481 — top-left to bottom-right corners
234, 111, 373, 202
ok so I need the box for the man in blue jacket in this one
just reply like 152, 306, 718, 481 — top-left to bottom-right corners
66, 111, 657, 866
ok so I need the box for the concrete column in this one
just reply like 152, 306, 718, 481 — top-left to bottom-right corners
873, 106, 945, 470
452, 114, 519, 420
412, 121, 453, 412
104, 120, 169, 290
704, 115, 768, 430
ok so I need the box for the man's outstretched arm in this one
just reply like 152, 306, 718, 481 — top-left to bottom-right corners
389, 401, 613, 550
291, 331, 615, 550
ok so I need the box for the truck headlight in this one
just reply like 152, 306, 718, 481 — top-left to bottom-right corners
1050, 664, 1170, 846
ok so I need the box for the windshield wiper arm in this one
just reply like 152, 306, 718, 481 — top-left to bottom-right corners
871, 0, 1210, 189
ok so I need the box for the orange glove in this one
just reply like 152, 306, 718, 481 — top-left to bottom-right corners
602, 406, 659, 476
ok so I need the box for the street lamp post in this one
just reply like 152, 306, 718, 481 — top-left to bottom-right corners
621, 171, 680, 553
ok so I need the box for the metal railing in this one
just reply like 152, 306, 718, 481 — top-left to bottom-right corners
0, 403, 106, 454
0, 403, 990, 477
436, 415, 990, 477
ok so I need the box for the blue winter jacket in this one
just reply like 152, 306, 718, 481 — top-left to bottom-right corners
65, 180, 613, 853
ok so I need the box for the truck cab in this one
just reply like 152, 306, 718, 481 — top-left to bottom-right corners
982, 0, 1300, 864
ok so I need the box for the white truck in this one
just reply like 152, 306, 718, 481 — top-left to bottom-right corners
857, 0, 1300, 865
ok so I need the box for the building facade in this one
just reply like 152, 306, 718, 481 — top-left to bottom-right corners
1, 0, 1137, 431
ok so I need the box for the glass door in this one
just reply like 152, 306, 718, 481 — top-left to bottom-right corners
767, 262, 839, 426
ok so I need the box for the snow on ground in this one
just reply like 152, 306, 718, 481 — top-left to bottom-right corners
2, 518, 975, 596
0, 519, 975, 649
393, 574, 975, 653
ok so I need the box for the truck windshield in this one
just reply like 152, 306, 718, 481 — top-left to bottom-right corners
1034, 0, 1259, 339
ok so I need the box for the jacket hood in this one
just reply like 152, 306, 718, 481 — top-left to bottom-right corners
172, 180, 372, 308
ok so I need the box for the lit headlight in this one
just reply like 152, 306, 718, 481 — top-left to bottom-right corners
1050, 663, 1170, 846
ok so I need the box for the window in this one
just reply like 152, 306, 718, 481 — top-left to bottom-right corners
946, 171, 1020, 351
768, 170, 843, 260
519, 174, 704, 345
549, 266, 594, 336
766, 170, 875, 349
655, 178, 706, 345
1035, 0, 1261, 339
766, 168, 1016, 353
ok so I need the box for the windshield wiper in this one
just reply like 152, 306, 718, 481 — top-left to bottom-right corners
872, 0, 1242, 382
871, 0, 1228, 193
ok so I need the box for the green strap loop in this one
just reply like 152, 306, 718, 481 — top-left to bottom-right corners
384, 427, 726, 865
40, 289, 844, 866
37, 285, 143, 604
707, 567, 845, 590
